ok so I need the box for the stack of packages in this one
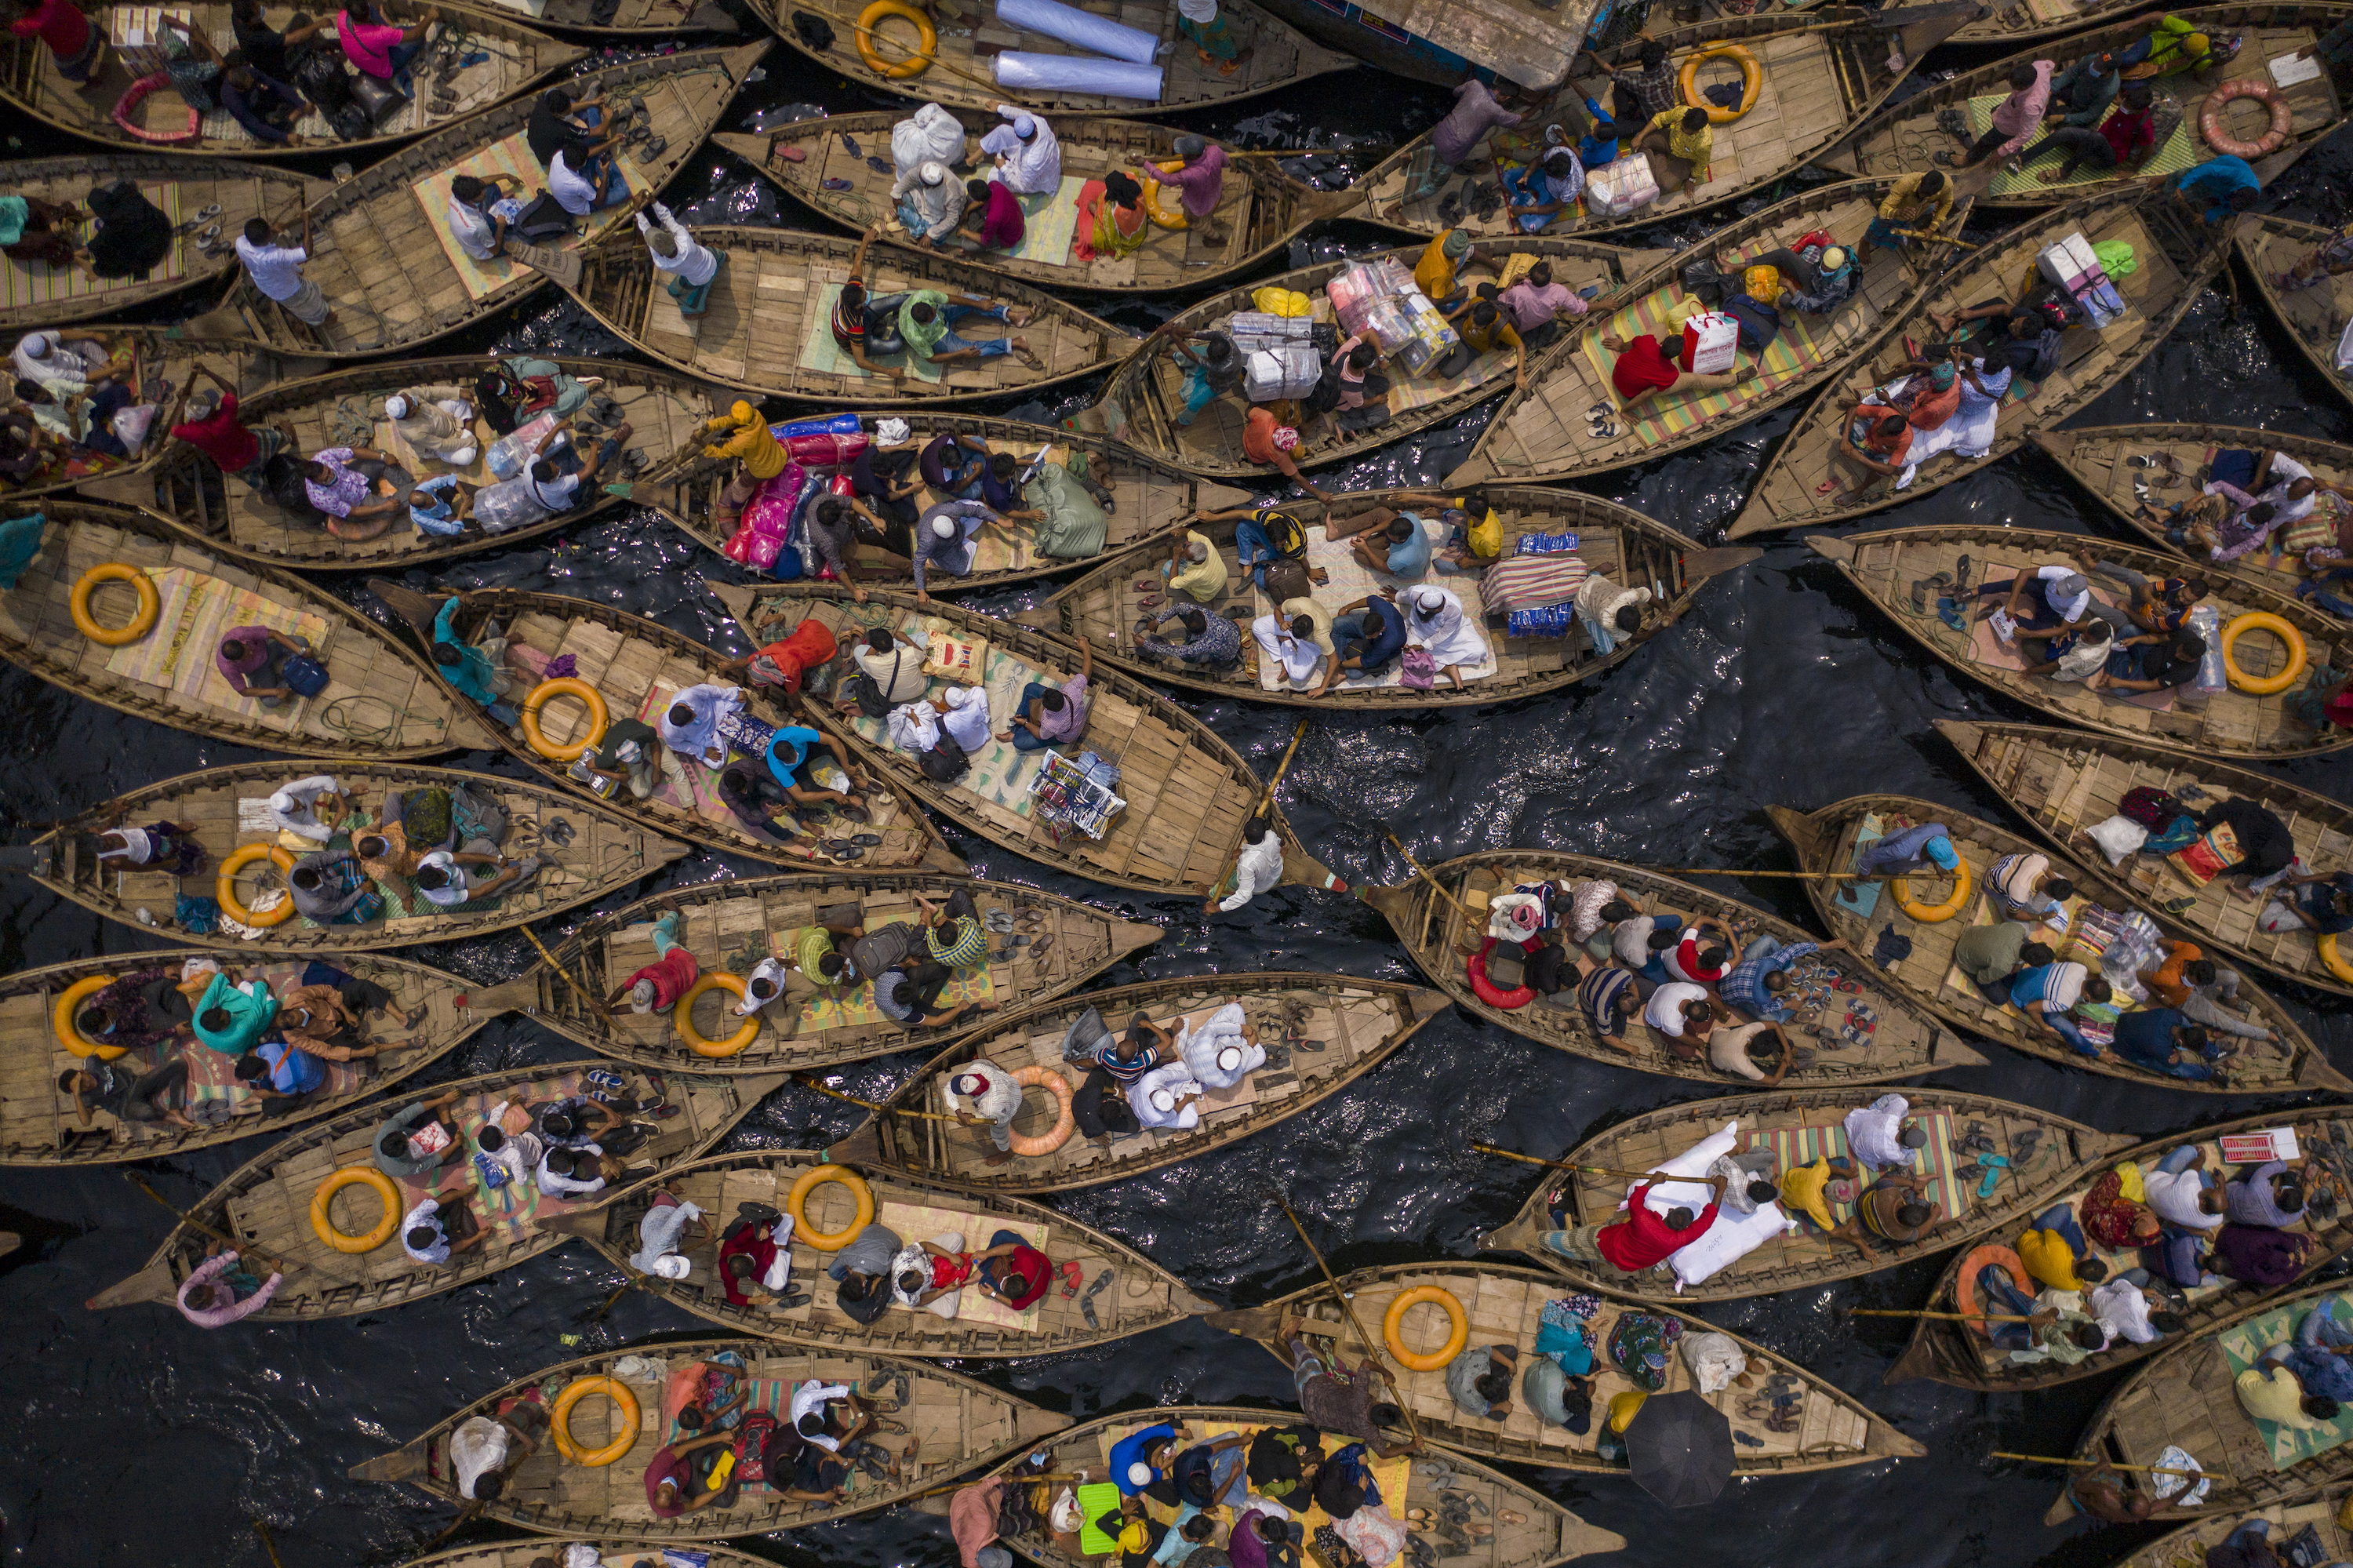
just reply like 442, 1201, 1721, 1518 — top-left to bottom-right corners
2035, 231, 2129, 329
1326, 256, 1458, 377
1584, 156, 1660, 219
1227, 309, 1322, 403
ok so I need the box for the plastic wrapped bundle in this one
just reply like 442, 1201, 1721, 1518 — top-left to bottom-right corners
995, 49, 1164, 100
997, 0, 1158, 63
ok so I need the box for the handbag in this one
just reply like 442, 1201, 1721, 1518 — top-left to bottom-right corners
1399, 647, 1436, 689
280, 654, 330, 698
348, 69, 405, 126
856, 647, 906, 719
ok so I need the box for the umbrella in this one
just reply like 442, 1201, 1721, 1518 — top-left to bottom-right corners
1623, 1390, 1735, 1508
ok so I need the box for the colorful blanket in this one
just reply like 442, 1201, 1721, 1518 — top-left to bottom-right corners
1967, 91, 2205, 198
1577, 264, 1838, 443
768, 922, 992, 1032
102, 566, 330, 718
875, 1199, 1044, 1331
0, 183, 185, 311
1743, 1108, 1964, 1230
2218, 1291, 2353, 1468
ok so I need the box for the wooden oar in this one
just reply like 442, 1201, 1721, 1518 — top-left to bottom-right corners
416, 1501, 484, 1555
791, 1072, 958, 1123
519, 922, 596, 1012
1253, 718, 1311, 819
126, 1172, 300, 1279
1471, 1142, 1675, 1183
1273, 1193, 1424, 1453
251, 1519, 285, 1568
1990, 1451, 2209, 1481
1847, 1308, 2036, 1323
1384, 831, 1478, 924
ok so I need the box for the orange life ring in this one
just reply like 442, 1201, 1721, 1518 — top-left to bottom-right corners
551, 1375, 641, 1467
785, 1163, 875, 1250
1008, 1064, 1075, 1156
309, 1166, 402, 1253
1955, 1242, 2031, 1337
69, 562, 158, 646
855, 0, 935, 79
2220, 611, 2307, 694
1467, 937, 1534, 1010
520, 677, 609, 762
2201, 78, 2292, 158
675, 973, 758, 1058
1142, 168, 1191, 231
1382, 1284, 1469, 1370
2317, 933, 2353, 986
1893, 856, 1975, 923
53, 974, 125, 1060
1678, 42, 1762, 125
216, 842, 298, 928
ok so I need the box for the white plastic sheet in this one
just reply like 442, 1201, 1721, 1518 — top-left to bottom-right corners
994, 49, 1163, 100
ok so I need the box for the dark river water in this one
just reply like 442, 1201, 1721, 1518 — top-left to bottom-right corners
2, 22, 2351, 1568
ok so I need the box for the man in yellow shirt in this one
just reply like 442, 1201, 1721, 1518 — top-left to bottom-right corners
1413, 229, 1474, 309
1162, 529, 1230, 605
1637, 105, 1713, 194
1857, 170, 1955, 267
700, 399, 787, 526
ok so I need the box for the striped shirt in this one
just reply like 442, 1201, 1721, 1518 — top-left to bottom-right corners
927, 915, 989, 970
1094, 1039, 1158, 1085
795, 927, 842, 983
1578, 966, 1635, 1036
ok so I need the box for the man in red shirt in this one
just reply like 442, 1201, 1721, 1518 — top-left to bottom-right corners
2018, 79, 2159, 186
6, 0, 97, 81
168, 365, 291, 486
1540, 1173, 1726, 1272
1240, 406, 1329, 501
604, 908, 700, 1017
1601, 329, 1747, 414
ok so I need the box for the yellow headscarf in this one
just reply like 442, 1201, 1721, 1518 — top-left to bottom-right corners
1608, 1391, 1648, 1432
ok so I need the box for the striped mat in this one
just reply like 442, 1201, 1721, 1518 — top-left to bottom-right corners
1577, 267, 1838, 444
875, 1199, 1043, 1330
841, 606, 1046, 817
412, 129, 547, 299
2219, 1292, 2353, 1468
1967, 93, 2206, 199
0, 184, 186, 311
773, 924, 992, 1034
1743, 1106, 1965, 1230
101, 566, 329, 715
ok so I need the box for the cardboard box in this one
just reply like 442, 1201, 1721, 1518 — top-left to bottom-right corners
1244, 342, 1321, 402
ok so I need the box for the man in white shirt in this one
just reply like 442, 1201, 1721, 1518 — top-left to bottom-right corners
2089, 1277, 2177, 1345
1209, 817, 1284, 915
536, 1142, 611, 1199
937, 685, 992, 755
891, 161, 969, 247
549, 143, 614, 217
1842, 1093, 1926, 1173
1253, 612, 1326, 690
400, 1189, 485, 1267
1178, 1002, 1263, 1088
235, 213, 335, 329
789, 1378, 861, 1452
2144, 1145, 2228, 1231
944, 1061, 1024, 1157
269, 774, 347, 842
1129, 1060, 1205, 1130
1642, 982, 1714, 1040
1979, 562, 2091, 638
980, 104, 1060, 195
637, 202, 723, 318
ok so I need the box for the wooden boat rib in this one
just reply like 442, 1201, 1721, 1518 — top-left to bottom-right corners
1767, 795, 2342, 1093
827, 973, 1448, 1195
715, 115, 1348, 294
563, 1150, 1213, 1353
964, 1405, 1624, 1568
0, 501, 491, 759
0, 155, 326, 329
1452, 180, 1968, 487
0, 948, 510, 1166
1728, 187, 2228, 538
30, 762, 688, 955
2, 5, 583, 158
756, 0, 1355, 117
442, 0, 742, 35
85, 355, 720, 570
92, 1061, 777, 1321
2096, 1485, 2353, 1568
2033, 424, 2353, 616
638, 411, 1249, 594
1359, 849, 1985, 1085
1354, 10, 1971, 238
517, 872, 1162, 1075
1937, 718, 2353, 998
1831, 5, 2349, 205
1022, 487, 1758, 711
1210, 1261, 1926, 1474
0, 329, 263, 508
1081, 237, 1662, 482
708, 580, 1344, 899
194, 42, 766, 358
568, 224, 1130, 407
352, 1337, 1070, 1541
1809, 525, 2353, 759
1484, 1087, 2125, 1304
1888, 1106, 2353, 1392
2240, 213, 2353, 417
365, 578, 963, 875
2041, 1271, 2353, 1523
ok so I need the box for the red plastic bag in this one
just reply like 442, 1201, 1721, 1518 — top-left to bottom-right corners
785, 431, 870, 469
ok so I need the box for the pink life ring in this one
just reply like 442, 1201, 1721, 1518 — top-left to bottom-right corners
2201, 78, 2292, 158
1467, 937, 1535, 1010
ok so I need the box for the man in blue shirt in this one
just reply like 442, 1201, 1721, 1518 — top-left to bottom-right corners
1318, 595, 1409, 694
1854, 822, 1958, 879
1720, 935, 1846, 1024
2173, 154, 2260, 224
1350, 513, 1432, 578
235, 1037, 326, 1101
2111, 1008, 2228, 1079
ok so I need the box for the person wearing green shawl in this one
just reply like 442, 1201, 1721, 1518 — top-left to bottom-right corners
896, 288, 1044, 373
193, 969, 278, 1054
1176, 0, 1246, 70
0, 193, 85, 270
0, 512, 45, 588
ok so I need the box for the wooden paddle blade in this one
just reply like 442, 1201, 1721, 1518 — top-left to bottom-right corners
503, 237, 585, 291
1683, 547, 1762, 581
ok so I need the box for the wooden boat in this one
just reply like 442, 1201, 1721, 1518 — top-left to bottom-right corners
504, 872, 1162, 1076
400, 1546, 772, 1568
89, 1061, 777, 1322
2241, 213, 2353, 417
1936, 719, 2353, 999
827, 973, 1447, 1195
1450, 180, 1969, 487
27, 761, 688, 955
566, 224, 1131, 407
1888, 1107, 2353, 1392
0, 154, 326, 329
1830, 5, 2350, 206
2038, 1271, 2353, 1523
0, 328, 259, 508
1213, 1261, 1925, 1474
1955, 0, 2250, 47
352, 1337, 1069, 1541
365, 578, 962, 875
1807, 526, 2353, 759
0, 500, 491, 759
955, 1404, 1624, 1567
191, 42, 766, 358
2097, 1486, 2353, 1568
1358, 849, 1985, 1084
1726, 187, 2229, 538
637, 411, 1248, 594
755, 0, 1355, 118
1080, 237, 1660, 482
2032, 424, 2353, 614
1, 5, 581, 159
707, 580, 1346, 900
1021, 486, 1758, 710
714, 115, 1347, 294
1483, 1088, 2123, 1304
559, 1150, 1213, 1353
1766, 795, 2343, 1093
1353, 11, 1972, 239
1253, 0, 1591, 91
442, 0, 742, 35
0, 948, 511, 1166
84, 355, 722, 570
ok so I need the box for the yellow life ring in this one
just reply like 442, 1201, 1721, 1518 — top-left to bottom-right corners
855, 0, 935, 79
1381, 1283, 1468, 1372
1678, 42, 1763, 125
551, 1375, 641, 1467
69, 562, 159, 646
677, 973, 758, 1059
1893, 855, 1976, 924
2318, 933, 2353, 985
2220, 611, 2308, 695
53, 973, 125, 1061
520, 676, 609, 762
308, 1165, 402, 1254
786, 1163, 876, 1250
216, 842, 298, 928
1141, 168, 1191, 231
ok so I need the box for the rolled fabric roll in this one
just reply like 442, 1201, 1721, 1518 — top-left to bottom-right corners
994, 49, 1163, 99
996, 0, 1158, 63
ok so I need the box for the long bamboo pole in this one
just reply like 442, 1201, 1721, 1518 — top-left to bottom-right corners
1253, 719, 1311, 819
1989, 1451, 2208, 1480
519, 922, 598, 1013
1273, 1195, 1423, 1453
1471, 1142, 1671, 1182
904, 1472, 1083, 1504
1849, 1308, 2035, 1323
1384, 831, 1478, 923
792, 1072, 959, 1123
126, 1172, 300, 1279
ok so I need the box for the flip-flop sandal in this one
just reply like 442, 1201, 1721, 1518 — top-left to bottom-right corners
1815, 479, 1842, 496
778, 144, 808, 162
991, 946, 1016, 962
1953, 554, 1972, 583
638, 135, 667, 158
1012, 934, 1031, 946
1014, 908, 1044, 929
838, 132, 860, 155
821, 177, 854, 191
836, 804, 871, 823
1028, 933, 1054, 959
1935, 596, 1967, 632
849, 833, 882, 847
194, 203, 222, 223
984, 909, 1016, 933
865, 155, 894, 173
2159, 893, 2197, 915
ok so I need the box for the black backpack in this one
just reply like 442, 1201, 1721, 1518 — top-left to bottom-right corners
511, 192, 579, 242
918, 736, 969, 783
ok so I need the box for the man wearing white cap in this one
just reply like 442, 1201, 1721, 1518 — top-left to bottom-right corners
891, 160, 969, 248
1127, 1060, 1205, 1130
1177, 1002, 1264, 1090
269, 774, 348, 842
1843, 1093, 1925, 1174
1252, 609, 1326, 693
627, 1188, 706, 1279
981, 104, 1060, 197
944, 1060, 1024, 1162
12, 330, 117, 395
384, 390, 478, 467
911, 496, 1007, 601
1401, 583, 1490, 690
